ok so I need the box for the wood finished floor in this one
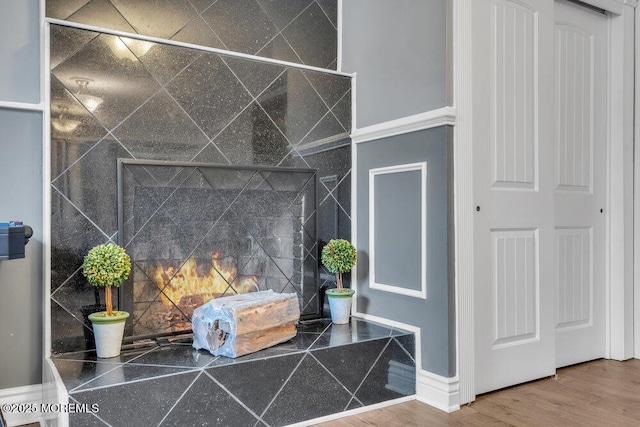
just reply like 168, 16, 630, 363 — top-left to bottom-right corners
315, 359, 640, 426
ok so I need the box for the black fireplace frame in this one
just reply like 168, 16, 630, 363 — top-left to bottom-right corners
116, 158, 321, 340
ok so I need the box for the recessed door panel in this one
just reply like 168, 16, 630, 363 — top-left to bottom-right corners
491, 0, 537, 189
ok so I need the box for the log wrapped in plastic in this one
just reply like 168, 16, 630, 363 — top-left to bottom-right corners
192, 290, 300, 358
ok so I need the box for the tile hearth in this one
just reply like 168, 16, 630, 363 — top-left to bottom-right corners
51, 318, 416, 426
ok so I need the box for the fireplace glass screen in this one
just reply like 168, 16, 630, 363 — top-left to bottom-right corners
118, 159, 319, 339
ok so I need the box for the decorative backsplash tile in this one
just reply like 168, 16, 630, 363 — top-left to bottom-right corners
49, 24, 351, 353
46, 0, 338, 69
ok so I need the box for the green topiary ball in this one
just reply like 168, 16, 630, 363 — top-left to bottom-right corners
82, 244, 131, 288
321, 239, 357, 274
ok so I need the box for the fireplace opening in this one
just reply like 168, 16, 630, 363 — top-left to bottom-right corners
117, 159, 319, 340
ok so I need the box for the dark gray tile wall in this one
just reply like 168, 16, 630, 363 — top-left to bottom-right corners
120, 162, 319, 337
50, 24, 351, 353
57, 319, 415, 426
46, 0, 338, 69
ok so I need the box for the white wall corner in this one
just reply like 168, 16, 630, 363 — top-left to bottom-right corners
416, 370, 460, 413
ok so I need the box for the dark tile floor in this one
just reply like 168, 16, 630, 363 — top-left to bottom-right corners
51, 318, 416, 426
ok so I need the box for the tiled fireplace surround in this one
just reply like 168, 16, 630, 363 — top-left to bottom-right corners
47, 2, 416, 425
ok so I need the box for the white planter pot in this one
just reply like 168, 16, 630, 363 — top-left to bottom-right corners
88, 311, 129, 358
326, 289, 355, 324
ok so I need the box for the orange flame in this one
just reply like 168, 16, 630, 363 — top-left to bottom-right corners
153, 253, 257, 306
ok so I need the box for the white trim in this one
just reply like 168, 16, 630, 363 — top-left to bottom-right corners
352, 313, 459, 413
44, 18, 354, 78
351, 312, 422, 369
452, 0, 475, 405
0, 101, 44, 112
351, 72, 358, 133
456, 0, 636, 402
0, 384, 44, 427
368, 162, 427, 300
43, 19, 52, 359
607, 3, 635, 360
337, 0, 343, 72
43, 358, 69, 427
416, 370, 460, 413
284, 395, 415, 427
634, 4, 640, 359
351, 107, 456, 144
351, 127, 359, 313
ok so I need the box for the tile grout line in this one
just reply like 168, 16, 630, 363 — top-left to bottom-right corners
155, 370, 204, 426
256, 352, 309, 423
307, 351, 359, 402
202, 370, 265, 424
349, 337, 393, 401
68, 395, 114, 427
392, 336, 417, 365
72, 367, 202, 395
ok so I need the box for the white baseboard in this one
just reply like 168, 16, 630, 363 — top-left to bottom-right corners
0, 383, 44, 427
352, 313, 459, 412
416, 369, 460, 413
285, 395, 415, 427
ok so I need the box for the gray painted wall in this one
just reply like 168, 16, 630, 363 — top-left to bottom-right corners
0, 0, 41, 104
356, 127, 455, 377
0, 0, 43, 389
341, 0, 450, 128
0, 109, 44, 388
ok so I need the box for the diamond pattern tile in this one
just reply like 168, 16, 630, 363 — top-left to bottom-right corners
113, 90, 209, 161
52, 33, 161, 130
187, 0, 216, 13
46, 0, 91, 20
210, 102, 291, 166
122, 39, 200, 87
50, 26, 98, 70
160, 372, 259, 426
75, 364, 197, 392
68, 0, 136, 34
52, 135, 132, 237
201, 0, 279, 55
300, 113, 348, 147
282, 1, 337, 68
50, 299, 93, 354
170, 16, 226, 50
50, 188, 108, 292
110, 0, 197, 40
68, 399, 110, 427
255, 33, 304, 64
128, 345, 217, 369
354, 339, 416, 405
50, 75, 109, 181
47, 0, 338, 69
53, 320, 412, 426
310, 338, 388, 393
223, 56, 285, 98
303, 70, 351, 110
262, 354, 352, 425
192, 142, 231, 164
317, 0, 338, 28
258, 69, 329, 146
255, 0, 314, 31
50, 23, 351, 352
166, 53, 253, 139
207, 352, 304, 415
332, 90, 352, 131
71, 371, 199, 427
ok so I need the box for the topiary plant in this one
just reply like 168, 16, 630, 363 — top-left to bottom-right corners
82, 244, 131, 316
321, 239, 357, 291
